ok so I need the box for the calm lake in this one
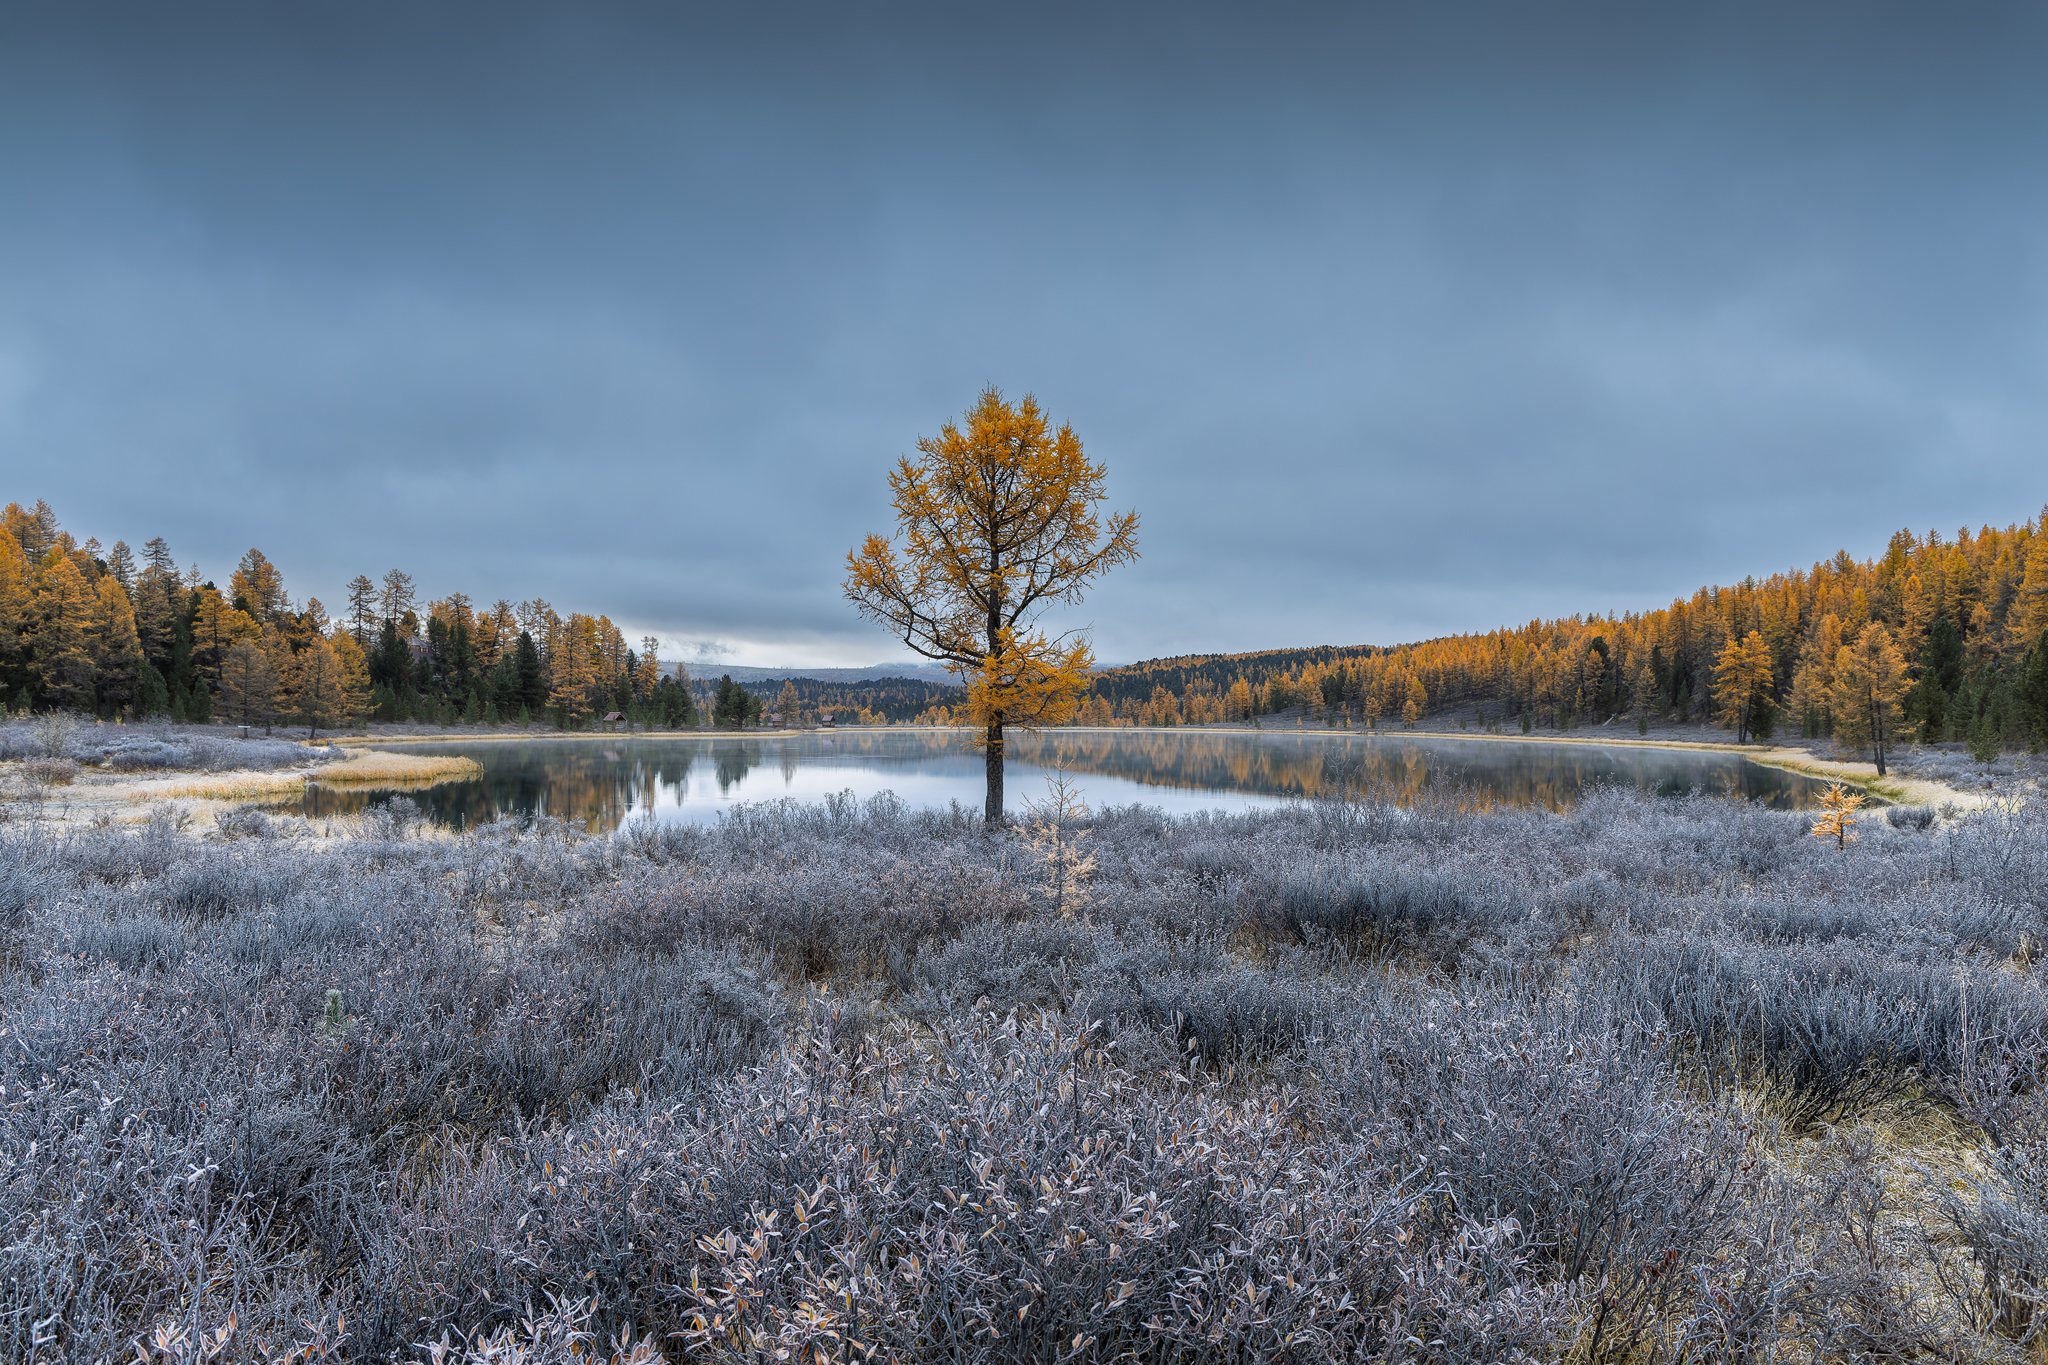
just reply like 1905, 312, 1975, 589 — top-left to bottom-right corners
298, 729, 1829, 832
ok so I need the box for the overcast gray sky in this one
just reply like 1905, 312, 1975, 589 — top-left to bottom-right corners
3, 3, 2044, 667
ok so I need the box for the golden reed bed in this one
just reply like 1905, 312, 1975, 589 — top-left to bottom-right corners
141, 749, 481, 804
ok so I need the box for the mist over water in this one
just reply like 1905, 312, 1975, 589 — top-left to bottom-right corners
298, 730, 1827, 832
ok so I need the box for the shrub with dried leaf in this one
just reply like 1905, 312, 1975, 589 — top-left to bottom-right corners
1018, 765, 1096, 922
1812, 781, 1865, 850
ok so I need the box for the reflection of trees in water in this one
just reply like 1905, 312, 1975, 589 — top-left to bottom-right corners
1002, 730, 1797, 810
715, 742, 764, 793
298, 739, 769, 832
291, 731, 1812, 833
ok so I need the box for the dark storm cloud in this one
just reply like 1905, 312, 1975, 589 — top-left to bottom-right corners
3, 3, 2045, 664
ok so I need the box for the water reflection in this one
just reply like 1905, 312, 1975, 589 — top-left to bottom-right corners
294, 729, 1828, 833
1013, 730, 1808, 813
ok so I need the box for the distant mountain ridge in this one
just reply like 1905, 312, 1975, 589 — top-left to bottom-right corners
662, 661, 961, 686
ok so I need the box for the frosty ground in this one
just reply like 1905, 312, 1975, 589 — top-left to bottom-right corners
4, 756, 2048, 1363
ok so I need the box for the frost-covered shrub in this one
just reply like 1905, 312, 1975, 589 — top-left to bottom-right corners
1, 779, 2043, 1357
656, 1009, 1581, 1363
577, 841, 1020, 978
24, 756, 78, 786
0, 834, 43, 929
406, 1007, 1572, 1363
1680, 1127, 1978, 1360
355, 793, 429, 842
153, 851, 273, 919
1887, 803, 1938, 830
1606, 934, 2048, 1128
0, 719, 336, 771
1325, 982, 1741, 1360
214, 805, 274, 840
54, 807, 191, 884
1256, 862, 1529, 964
897, 914, 1109, 1012
69, 909, 189, 972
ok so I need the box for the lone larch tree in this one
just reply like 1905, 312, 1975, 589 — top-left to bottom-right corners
845, 388, 1140, 825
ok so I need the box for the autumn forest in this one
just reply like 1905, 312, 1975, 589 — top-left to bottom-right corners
1073, 507, 2048, 763
6, 494, 2048, 763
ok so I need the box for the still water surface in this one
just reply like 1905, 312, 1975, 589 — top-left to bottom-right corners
298, 729, 1828, 833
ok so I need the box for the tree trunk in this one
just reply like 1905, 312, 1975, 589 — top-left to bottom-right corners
1872, 699, 1887, 776
984, 719, 1004, 828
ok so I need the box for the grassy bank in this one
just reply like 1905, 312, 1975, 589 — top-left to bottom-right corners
3, 786, 2046, 1361
310, 749, 482, 787
0, 721, 485, 831
138, 750, 480, 804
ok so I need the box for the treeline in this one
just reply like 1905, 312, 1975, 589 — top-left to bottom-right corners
346, 583, 695, 730
1083, 506, 2048, 757
0, 499, 701, 731
739, 675, 960, 725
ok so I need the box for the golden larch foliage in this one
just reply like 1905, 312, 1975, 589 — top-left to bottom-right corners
844, 387, 1139, 824
34, 554, 97, 709
289, 635, 345, 738
86, 575, 145, 712
1710, 630, 1774, 742
1830, 623, 1909, 774
329, 631, 374, 724
1811, 782, 1864, 851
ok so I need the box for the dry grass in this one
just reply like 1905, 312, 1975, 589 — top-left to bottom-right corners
140, 749, 479, 803
311, 749, 480, 787
146, 770, 312, 802
1746, 748, 1982, 808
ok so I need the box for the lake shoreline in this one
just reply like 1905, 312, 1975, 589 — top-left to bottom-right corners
292, 725, 1836, 832
13, 720, 1996, 837
1, 748, 481, 831
340, 722, 1994, 808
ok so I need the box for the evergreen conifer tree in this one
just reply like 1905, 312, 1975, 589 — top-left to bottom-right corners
513, 631, 545, 712
134, 659, 171, 717
714, 674, 757, 728
1908, 614, 1964, 740
106, 540, 136, 591
344, 575, 377, 645
371, 619, 413, 691
2018, 628, 2048, 750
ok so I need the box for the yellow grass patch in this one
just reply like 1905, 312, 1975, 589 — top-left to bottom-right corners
1746, 748, 1986, 808
138, 749, 479, 804
150, 771, 312, 802
312, 749, 481, 787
